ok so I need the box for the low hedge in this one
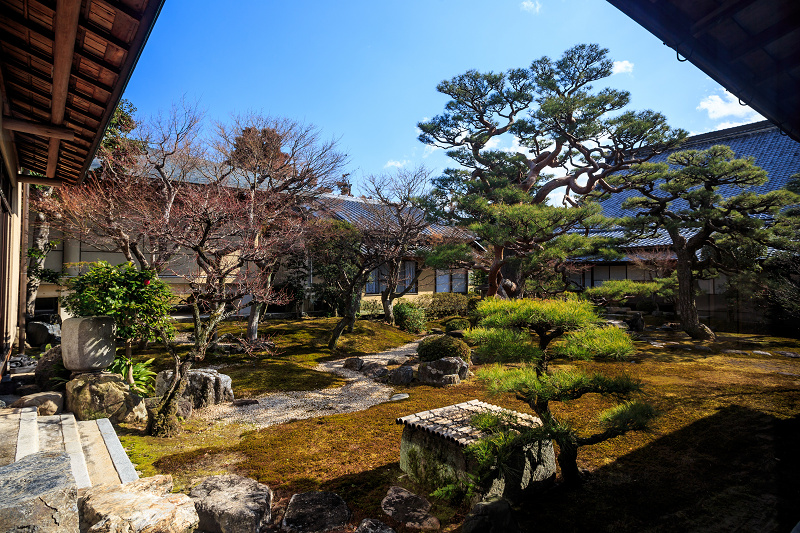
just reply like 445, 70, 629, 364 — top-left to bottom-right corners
395, 302, 426, 333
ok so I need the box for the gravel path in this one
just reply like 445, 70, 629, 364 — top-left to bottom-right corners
195, 341, 420, 428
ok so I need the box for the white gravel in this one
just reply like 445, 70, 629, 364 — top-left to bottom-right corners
195, 341, 420, 428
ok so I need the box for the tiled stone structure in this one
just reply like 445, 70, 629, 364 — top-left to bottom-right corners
396, 400, 556, 501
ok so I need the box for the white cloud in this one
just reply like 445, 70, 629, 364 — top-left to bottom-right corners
384, 159, 410, 169
520, 1, 542, 13
422, 145, 440, 158
697, 90, 760, 120
612, 60, 634, 75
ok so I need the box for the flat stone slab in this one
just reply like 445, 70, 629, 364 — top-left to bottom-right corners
190, 474, 272, 533
0, 451, 79, 532
282, 491, 350, 532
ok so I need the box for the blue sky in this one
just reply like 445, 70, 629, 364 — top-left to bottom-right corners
123, 0, 764, 192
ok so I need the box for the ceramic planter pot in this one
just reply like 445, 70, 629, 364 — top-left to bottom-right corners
61, 316, 116, 373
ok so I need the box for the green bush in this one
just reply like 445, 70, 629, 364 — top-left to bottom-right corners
477, 298, 602, 333
417, 334, 471, 362
357, 299, 383, 318
108, 357, 157, 395
395, 302, 427, 333
445, 318, 470, 332
425, 293, 470, 318
463, 327, 542, 364
555, 325, 635, 361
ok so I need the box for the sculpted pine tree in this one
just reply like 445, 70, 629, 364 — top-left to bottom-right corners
613, 145, 800, 340
418, 44, 686, 296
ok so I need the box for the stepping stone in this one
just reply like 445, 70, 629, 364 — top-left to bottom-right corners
389, 393, 409, 402
752, 350, 771, 356
723, 349, 749, 355
776, 351, 800, 359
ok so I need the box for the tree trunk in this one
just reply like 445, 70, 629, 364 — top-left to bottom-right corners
674, 251, 715, 340
25, 210, 52, 317
147, 358, 192, 437
382, 295, 394, 325
487, 245, 504, 298
329, 292, 359, 349
247, 301, 264, 342
556, 437, 582, 485
124, 339, 135, 386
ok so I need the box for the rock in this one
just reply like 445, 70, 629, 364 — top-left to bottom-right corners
381, 486, 440, 531
190, 474, 272, 533
11, 391, 64, 415
752, 350, 771, 355
35, 345, 66, 391
440, 374, 460, 386
389, 366, 415, 386
144, 396, 193, 420
625, 312, 645, 332
282, 491, 350, 533
418, 357, 469, 387
80, 475, 198, 533
387, 356, 409, 366
0, 399, 5, 409
61, 316, 116, 373
0, 452, 78, 532
462, 496, 519, 533
155, 368, 234, 409
723, 349, 749, 355
66, 373, 147, 424
356, 518, 396, 533
15, 383, 41, 396
26, 320, 61, 347
693, 345, 713, 352
361, 362, 389, 379
776, 351, 800, 359
233, 398, 259, 406
389, 393, 409, 401
343, 357, 364, 371
446, 329, 466, 339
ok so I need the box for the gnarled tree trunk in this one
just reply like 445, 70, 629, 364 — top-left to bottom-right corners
674, 250, 715, 340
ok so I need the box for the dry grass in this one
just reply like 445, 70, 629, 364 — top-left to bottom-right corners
120, 327, 800, 532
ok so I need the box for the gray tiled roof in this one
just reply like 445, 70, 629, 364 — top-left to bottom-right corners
597, 121, 800, 220
396, 399, 541, 447
318, 193, 474, 242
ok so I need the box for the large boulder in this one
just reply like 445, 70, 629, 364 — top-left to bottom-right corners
380, 486, 440, 531
66, 373, 147, 424
361, 361, 389, 379
80, 475, 198, 533
155, 369, 234, 409
190, 474, 272, 533
356, 518, 396, 533
35, 345, 67, 391
26, 320, 61, 347
418, 357, 469, 387
11, 391, 64, 415
462, 496, 519, 533
0, 451, 79, 532
389, 366, 414, 386
282, 491, 350, 533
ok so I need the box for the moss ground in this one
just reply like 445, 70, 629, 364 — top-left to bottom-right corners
119, 324, 800, 532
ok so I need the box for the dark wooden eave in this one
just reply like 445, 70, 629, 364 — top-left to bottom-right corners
607, 0, 800, 143
0, 0, 165, 185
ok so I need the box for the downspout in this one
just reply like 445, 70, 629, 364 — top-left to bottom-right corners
17, 183, 29, 354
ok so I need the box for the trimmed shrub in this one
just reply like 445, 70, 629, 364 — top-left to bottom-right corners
395, 302, 426, 333
477, 298, 602, 333
463, 327, 542, 364
417, 334, 471, 362
425, 293, 470, 318
445, 318, 470, 332
555, 325, 635, 361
